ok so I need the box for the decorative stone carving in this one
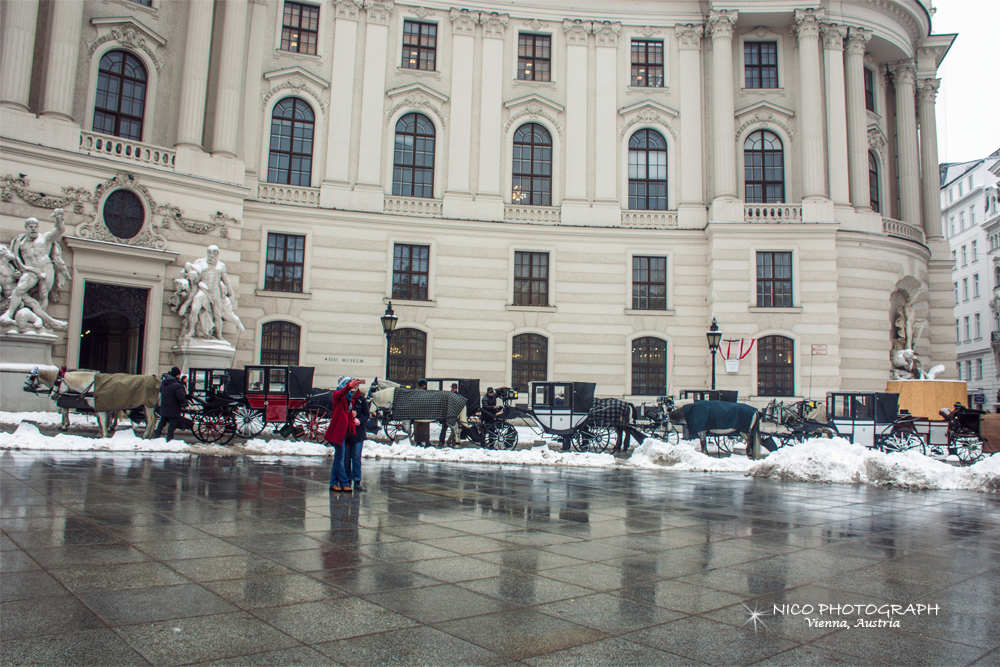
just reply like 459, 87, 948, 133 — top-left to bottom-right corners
820, 23, 847, 50
917, 77, 940, 104
706, 10, 738, 40
450, 8, 477, 36
638, 25, 661, 38
675, 24, 704, 50
2, 174, 92, 214
618, 104, 678, 141
480, 12, 508, 39
170, 245, 244, 345
334, 0, 363, 20
889, 286, 944, 380
87, 18, 166, 73
563, 19, 591, 45
792, 8, 825, 40
736, 102, 796, 140
503, 95, 564, 135
593, 21, 621, 46
158, 205, 238, 238
522, 19, 547, 32
413, 6, 431, 19
77, 173, 167, 249
262, 68, 330, 115
0, 210, 70, 331
846, 26, 872, 55
888, 60, 916, 86
364, 0, 394, 25
385, 83, 449, 129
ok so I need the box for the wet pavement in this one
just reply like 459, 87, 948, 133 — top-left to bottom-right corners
1, 451, 997, 666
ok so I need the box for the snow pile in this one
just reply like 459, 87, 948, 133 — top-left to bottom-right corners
0, 411, 99, 427
748, 438, 1000, 492
356, 439, 617, 468
626, 437, 754, 473
3, 422, 191, 453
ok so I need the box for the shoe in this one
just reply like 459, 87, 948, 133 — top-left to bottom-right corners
329, 485, 343, 492
353, 483, 365, 492
338, 485, 353, 493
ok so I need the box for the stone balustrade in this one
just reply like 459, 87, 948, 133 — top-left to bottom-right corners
882, 217, 925, 244
79, 131, 175, 169
744, 204, 803, 222
621, 211, 678, 228
383, 196, 443, 217
257, 184, 321, 205
504, 205, 561, 224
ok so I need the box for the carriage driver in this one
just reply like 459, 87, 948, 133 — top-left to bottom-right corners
480, 387, 505, 424
153, 367, 188, 441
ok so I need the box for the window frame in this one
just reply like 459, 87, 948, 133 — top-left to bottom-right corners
266, 97, 316, 187
391, 112, 436, 199
257, 225, 311, 297
401, 19, 437, 72
513, 250, 550, 307
517, 32, 552, 82
743, 129, 785, 204
387, 328, 427, 388
868, 151, 880, 213
511, 333, 548, 393
743, 41, 779, 90
92, 49, 148, 142
631, 255, 668, 311
628, 129, 668, 211
864, 66, 875, 112
757, 335, 795, 397
391, 242, 430, 302
511, 122, 553, 207
264, 232, 306, 294
279, 1, 320, 56
630, 40, 664, 88
259, 320, 301, 366
756, 251, 793, 308
630, 336, 668, 396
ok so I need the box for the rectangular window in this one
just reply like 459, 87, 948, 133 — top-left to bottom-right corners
969, 175, 974, 189
963, 277, 969, 301
977, 358, 983, 380
756, 251, 792, 307
632, 256, 667, 310
392, 243, 430, 301
630, 40, 664, 87
966, 359, 972, 380
959, 181, 965, 196
265, 233, 305, 293
401, 20, 437, 71
744, 42, 778, 89
129, 0, 153, 5
950, 218, 955, 236
962, 245, 968, 266
955, 319, 960, 344
972, 240, 978, 262
514, 251, 549, 306
974, 274, 980, 298
518, 33, 551, 82
960, 211, 966, 230
864, 67, 875, 111
975, 313, 981, 338
964, 316, 970, 341
971, 208, 976, 226
954, 282, 959, 304
281, 2, 319, 55
957, 361, 962, 380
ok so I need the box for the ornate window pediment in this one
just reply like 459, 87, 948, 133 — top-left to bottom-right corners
735, 100, 795, 139
618, 100, 678, 140
503, 94, 564, 135
263, 67, 330, 115
386, 82, 449, 128
867, 123, 888, 154
88, 16, 166, 72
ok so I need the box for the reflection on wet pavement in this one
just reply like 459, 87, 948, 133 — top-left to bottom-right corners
1, 451, 997, 666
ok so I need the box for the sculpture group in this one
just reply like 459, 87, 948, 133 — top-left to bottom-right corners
0, 209, 70, 332
890, 286, 944, 380
170, 244, 244, 345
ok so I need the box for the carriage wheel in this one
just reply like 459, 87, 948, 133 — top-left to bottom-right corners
384, 418, 410, 442
484, 422, 518, 450
953, 435, 984, 463
702, 433, 738, 458
662, 423, 682, 445
877, 431, 923, 454
193, 410, 236, 445
811, 427, 837, 439
233, 404, 266, 438
293, 408, 331, 443
571, 423, 614, 453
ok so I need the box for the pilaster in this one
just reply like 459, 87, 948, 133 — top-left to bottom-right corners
676, 23, 705, 218
890, 60, 921, 228
322, 1, 363, 208
476, 11, 507, 221
355, 0, 393, 210
707, 9, 738, 206
174, 0, 214, 148
0, 0, 39, 111
563, 19, 590, 203
821, 23, 849, 206
845, 27, 872, 210
793, 8, 827, 200
918, 78, 942, 240
443, 8, 477, 218
211, 0, 249, 158
40, 0, 84, 121
593, 21, 620, 206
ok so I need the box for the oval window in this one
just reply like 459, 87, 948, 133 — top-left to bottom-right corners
102, 189, 145, 239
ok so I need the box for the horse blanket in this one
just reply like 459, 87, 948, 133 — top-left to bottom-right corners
377, 387, 468, 426
94, 373, 160, 412
675, 400, 759, 436
589, 398, 634, 425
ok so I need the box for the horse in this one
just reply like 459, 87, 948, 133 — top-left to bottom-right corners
24, 367, 159, 438
669, 400, 761, 457
369, 386, 469, 444
587, 397, 646, 453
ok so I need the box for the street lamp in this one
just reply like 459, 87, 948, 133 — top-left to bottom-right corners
706, 318, 722, 391
380, 302, 398, 380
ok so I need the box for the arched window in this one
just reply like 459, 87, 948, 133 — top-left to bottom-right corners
392, 113, 435, 198
267, 98, 315, 186
388, 328, 426, 387
512, 334, 547, 393
757, 335, 793, 396
93, 50, 147, 140
628, 129, 667, 211
261, 321, 301, 365
631, 337, 667, 396
868, 151, 880, 213
744, 130, 784, 203
512, 123, 552, 206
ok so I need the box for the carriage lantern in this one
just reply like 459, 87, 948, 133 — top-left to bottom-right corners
706, 318, 722, 391
380, 302, 399, 379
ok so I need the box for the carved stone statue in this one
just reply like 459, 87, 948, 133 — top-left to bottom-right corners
170, 244, 244, 344
889, 286, 944, 380
0, 209, 70, 331
894, 286, 921, 352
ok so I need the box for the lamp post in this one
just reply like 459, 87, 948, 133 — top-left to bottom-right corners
706, 318, 722, 391
380, 302, 398, 380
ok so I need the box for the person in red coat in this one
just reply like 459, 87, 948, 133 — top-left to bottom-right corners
325, 376, 364, 492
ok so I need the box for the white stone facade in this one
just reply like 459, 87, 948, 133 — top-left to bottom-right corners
0, 0, 956, 403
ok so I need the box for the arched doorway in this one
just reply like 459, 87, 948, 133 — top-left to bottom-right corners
78, 282, 148, 373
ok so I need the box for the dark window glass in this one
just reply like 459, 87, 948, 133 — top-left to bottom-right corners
281, 2, 319, 55
102, 190, 145, 239
517, 33, 551, 81
261, 321, 300, 366
869, 151, 880, 213
632, 256, 667, 310
864, 67, 875, 112
628, 129, 667, 210
631, 40, 663, 87
744, 42, 778, 89
757, 251, 792, 308
402, 20, 437, 71
758, 335, 794, 396
744, 130, 784, 203
392, 244, 429, 301
265, 233, 305, 293
93, 50, 147, 141
267, 98, 315, 186
388, 328, 426, 388
392, 113, 435, 198
514, 251, 549, 307
512, 123, 552, 206
129, 0, 152, 5
632, 337, 667, 396
512, 333, 547, 393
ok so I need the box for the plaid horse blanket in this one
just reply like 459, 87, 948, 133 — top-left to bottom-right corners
390, 388, 469, 426
679, 400, 759, 436
94, 373, 160, 412
588, 398, 635, 425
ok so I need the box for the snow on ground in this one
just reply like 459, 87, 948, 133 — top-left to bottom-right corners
1, 412, 997, 493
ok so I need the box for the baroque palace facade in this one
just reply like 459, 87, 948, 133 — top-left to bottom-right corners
0, 0, 956, 402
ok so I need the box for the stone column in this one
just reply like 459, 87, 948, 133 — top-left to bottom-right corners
476, 11, 507, 220
0, 0, 39, 111
211, 0, 249, 158
356, 0, 392, 191
707, 9, 738, 201
676, 24, 705, 213
445, 9, 477, 202
563, 20, 590, 203
175, 0, 216, 148
794, 8, 826, 199
325, 1, 362, 190
593, 21, 620, 207
821, 23, 849, 206
40, 0, 84, 120
918, 78, 943, 240
890, 60, 921, 227
844, 27, 872, 210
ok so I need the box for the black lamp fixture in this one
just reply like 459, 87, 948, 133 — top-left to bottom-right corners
380, 302, 398, 379
706, 317, 722, 391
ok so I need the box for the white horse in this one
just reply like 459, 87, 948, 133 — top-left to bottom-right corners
25, 367, 159, 438
369, 386, 469, 443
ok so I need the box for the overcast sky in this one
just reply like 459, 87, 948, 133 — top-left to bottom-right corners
931, 0, 1000, 165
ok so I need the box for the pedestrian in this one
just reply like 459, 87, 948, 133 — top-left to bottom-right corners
153, 366, 187, 441
345, 385, 371, 492
413, 378, 431, 446
437, 382, 461, 447
325, 375, 364, 492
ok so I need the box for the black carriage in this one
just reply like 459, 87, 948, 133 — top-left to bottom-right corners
514, 381, 619, 452
243, 365, 330, 443
758, 398, 840, 453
